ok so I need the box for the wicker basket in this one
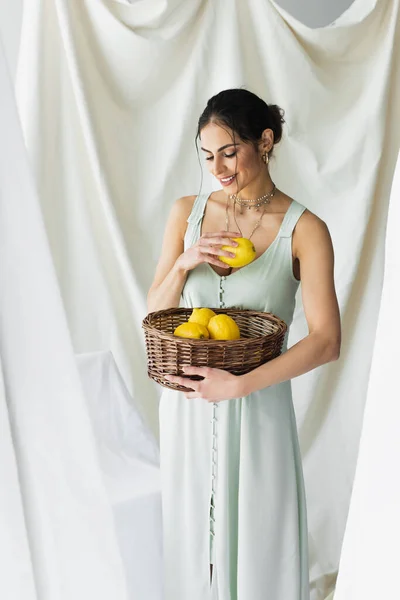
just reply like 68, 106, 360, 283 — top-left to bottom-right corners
142, 307, 287, 392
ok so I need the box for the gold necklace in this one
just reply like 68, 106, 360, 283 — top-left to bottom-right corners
225, 195, 266, 241
230, 183, 277, 212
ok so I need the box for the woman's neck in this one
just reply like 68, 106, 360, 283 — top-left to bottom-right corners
234, 171, 275, 201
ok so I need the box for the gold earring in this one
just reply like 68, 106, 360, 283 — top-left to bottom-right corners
262, 152, 269, 165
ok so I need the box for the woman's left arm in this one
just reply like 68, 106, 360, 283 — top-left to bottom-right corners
165, 213, 341, 401
239, 212, 341, 395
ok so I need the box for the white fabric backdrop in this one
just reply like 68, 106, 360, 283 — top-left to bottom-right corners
76, 350, 163, 600
14, 0, 400, 598
0, 35, 128, 600
334, 150, 400, 599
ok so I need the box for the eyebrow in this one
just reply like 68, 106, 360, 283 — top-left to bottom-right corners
200, 143, 239, 153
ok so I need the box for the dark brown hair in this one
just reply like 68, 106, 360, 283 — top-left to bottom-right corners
196, 88, 285, 157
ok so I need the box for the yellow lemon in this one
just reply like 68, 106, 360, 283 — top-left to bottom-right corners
207, 314, 240, 340
173, 322, 210, 339
188, 307, 217, 327
219, 237, 256, 268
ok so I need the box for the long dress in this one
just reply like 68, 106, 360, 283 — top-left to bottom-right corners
158, 192, 310, 600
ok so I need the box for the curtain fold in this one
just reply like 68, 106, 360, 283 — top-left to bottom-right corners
334, 148, 400, 599
0, 35, 128, 600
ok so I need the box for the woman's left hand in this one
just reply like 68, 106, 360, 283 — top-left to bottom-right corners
164, 366, 243, 402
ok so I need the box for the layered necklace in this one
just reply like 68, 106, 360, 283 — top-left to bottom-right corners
230, 183, 277, 213
226, 183, 277, 241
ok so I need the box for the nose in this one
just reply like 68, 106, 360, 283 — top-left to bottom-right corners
212, 155, 227, 177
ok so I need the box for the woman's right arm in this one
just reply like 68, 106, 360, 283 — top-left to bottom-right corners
147, 196, 194, 313
147, 196, 239, 313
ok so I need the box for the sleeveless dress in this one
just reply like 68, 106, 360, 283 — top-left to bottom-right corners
159, 192, 310, 600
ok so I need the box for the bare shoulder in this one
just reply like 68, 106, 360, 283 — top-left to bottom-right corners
293, 207, 333, 259
171, 194, 197, 220
166, 194, 197, 236
174, 194, 197, 212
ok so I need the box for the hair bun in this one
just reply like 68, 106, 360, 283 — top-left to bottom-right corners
267, 104, 285, 144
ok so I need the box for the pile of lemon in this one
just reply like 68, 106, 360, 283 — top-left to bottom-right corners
173, 308, 240, 341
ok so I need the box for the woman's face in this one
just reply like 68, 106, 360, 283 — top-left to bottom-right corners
199, 121, 264, 195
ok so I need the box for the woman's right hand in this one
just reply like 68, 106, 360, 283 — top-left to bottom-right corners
175, 231, 240, 273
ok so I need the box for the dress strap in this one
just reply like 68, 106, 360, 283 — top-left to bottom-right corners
279, 199, 307, 238
187, 192, 210, 224
184, 191, 211, 248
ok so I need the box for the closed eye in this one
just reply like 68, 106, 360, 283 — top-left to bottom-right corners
205, 152, 237, 161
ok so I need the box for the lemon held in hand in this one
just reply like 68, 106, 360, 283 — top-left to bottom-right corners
189, 307, 216, 327
173, 322, 210, 340
207, 314, 240, 340
219, 237, 256, 268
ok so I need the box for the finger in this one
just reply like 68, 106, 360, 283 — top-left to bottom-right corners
200, 246, 236, 258
200, 234, 240, 245
203, 234, 240, 246
205, 257, 232, 269
185, 392, 201, 399
182, 366, 210, 377
164, 375, 198, 391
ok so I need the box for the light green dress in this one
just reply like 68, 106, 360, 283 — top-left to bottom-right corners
159, 192, 310, 600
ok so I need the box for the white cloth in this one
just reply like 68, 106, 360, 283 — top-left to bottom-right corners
334, 151, 400, 599
0, 35, 128, 600
15, 0, 400, 598
76, 350, 163, 600
0, 356, 36, 600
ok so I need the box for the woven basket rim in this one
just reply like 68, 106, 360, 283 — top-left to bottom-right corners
142, 307, 287, 344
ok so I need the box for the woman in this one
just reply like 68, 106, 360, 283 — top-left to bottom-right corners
147, 88, 341, 600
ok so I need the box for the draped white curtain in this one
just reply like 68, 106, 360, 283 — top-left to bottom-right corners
334, 151, 400, 599
0, 37, 128, 600
3, 0, 399, 598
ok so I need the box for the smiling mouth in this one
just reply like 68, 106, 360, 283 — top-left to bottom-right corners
220, 174, 236, 185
